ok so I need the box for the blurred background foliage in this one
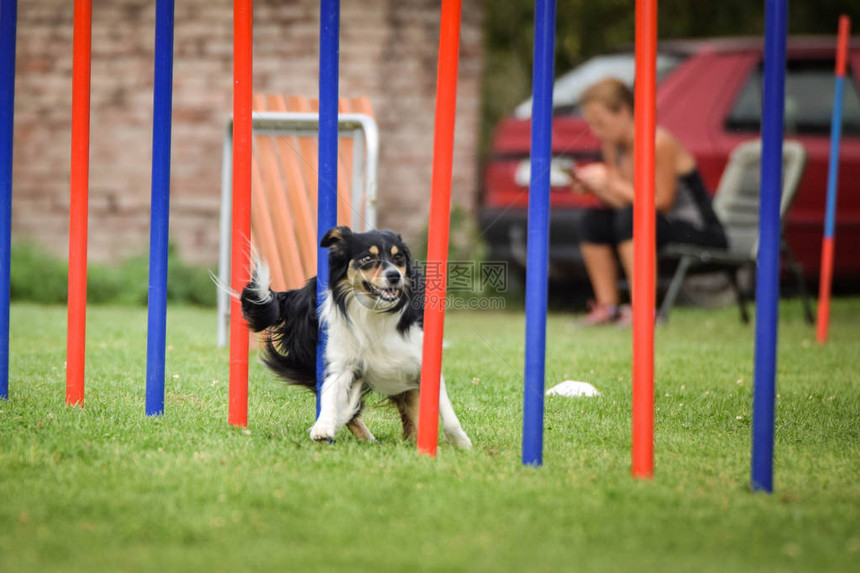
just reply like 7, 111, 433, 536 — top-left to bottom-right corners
10, 242, 217, 307
481, 0, 860, 154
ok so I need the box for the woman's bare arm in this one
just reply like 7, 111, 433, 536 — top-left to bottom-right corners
654, 130, 681, 213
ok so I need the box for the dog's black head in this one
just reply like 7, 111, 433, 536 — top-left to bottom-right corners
321, 226, 416, 313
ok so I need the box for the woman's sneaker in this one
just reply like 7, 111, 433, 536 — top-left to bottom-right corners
579, 302, 620, 326
615, 304, 663, 328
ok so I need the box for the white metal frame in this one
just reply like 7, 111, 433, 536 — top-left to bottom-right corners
217, 112, 380, 346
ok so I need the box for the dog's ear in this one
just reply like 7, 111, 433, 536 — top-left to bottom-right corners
399, 244, 414, 267
396, 235, 410, 254
320, 226, 352, 248
380, 230, 409, 257
323, 226, 351, 285
393, 235, 418, 280
390, 232, 412, 262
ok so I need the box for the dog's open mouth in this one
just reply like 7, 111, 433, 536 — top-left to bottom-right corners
363, 281, 401, 302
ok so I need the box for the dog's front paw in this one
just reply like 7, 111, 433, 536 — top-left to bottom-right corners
444, 427, 473, 450
310, 420, 336, 442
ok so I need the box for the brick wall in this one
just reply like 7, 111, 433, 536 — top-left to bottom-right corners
10, 0, 483, 265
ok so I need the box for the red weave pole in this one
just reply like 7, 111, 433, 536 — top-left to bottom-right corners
66, 0, 92, 407
417, 0, 462, 457
632, 0, 657, 479
228, 0, 253, 427
816, 238, 835, 343
835, 15, 849, 77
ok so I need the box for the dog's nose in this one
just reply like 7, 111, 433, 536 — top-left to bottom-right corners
385, 270, 402, 285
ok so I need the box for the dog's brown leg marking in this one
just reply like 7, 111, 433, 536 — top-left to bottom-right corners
346, 416, 374, 441
391, 389, 420, 440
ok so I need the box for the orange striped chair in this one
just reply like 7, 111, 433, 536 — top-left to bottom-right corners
217, 95, 378, 345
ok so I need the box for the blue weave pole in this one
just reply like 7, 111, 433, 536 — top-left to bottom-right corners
145, 0, 175, 416
0, 0, 18, 400
522, 0, 556, 467
824, 75, 845, 242
751, 0, 788, 493
316, 0, 340, 417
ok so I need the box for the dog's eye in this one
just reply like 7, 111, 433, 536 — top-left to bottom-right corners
391, 253, 405, 265
359, 255, 374, 265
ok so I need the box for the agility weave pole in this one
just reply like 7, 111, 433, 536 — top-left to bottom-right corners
65, 0, 177, 414
417, 0, 463, 457
632, 0, 657, 479
317, 0, 340, 418
0, 0, 18, 401
816, 15, 851, 345
520, 0, 555, 467
228, 0, 254, 427
145, 0, 176, 416
66, 0, 93, 407
751, 0, 788, 494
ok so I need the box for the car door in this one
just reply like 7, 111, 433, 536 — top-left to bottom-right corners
711, 49, 860, 280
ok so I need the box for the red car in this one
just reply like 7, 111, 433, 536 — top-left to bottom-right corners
480, 37, 860, 288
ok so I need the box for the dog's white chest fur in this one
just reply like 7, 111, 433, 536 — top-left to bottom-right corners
311, 287, 470, 449
321, 296, 422, 396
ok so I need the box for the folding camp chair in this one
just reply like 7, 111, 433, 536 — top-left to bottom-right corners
658, 139, 813, 324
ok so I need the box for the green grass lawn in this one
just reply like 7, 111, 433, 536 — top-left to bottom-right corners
1, 299, 858, 572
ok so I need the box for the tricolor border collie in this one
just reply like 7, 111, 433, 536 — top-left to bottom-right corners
241, 226, 472, 448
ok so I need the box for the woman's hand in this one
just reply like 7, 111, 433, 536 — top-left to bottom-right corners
569, 172, 590, 194
570, 162, 608, 194
570, 161, 632, 208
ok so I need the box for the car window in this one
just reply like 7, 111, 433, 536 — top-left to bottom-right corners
725, 59, 860, 136
513, 53, 686, 118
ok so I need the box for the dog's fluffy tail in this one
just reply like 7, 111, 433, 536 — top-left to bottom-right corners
240, 259, 319, 391
241, 259, 280, 332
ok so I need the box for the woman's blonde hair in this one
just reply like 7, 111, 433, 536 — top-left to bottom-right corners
580, 77, 634, 113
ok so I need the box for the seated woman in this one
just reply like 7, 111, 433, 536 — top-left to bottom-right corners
570, 78, 727, 325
